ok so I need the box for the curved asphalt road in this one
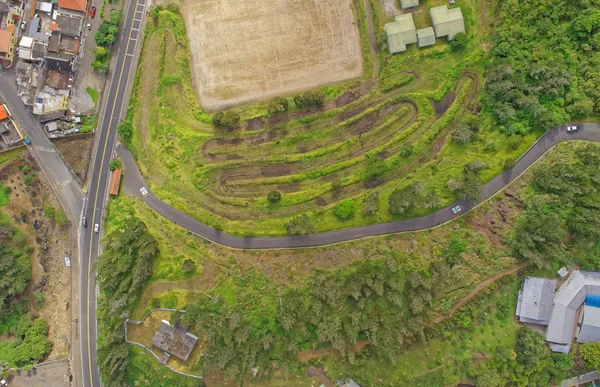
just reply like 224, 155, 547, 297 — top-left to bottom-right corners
118, 122, 600, 250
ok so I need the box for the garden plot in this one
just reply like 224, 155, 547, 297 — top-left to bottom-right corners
180, 0, 363, 111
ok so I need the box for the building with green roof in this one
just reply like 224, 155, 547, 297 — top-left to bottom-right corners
430, 5, 465, 41
400, 0, 419, 10
417, 27, 436, 48
384, 14, 417, 54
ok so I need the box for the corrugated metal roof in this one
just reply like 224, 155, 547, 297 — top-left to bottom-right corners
430, 5, 465, 40
547, 271, 600, 350
108, 168, 122, 195
516, 277, 556, 324
578, 305, 600, 343
400, 0, 419, 9
384, 14, 417, 54
586, 295, 600, 308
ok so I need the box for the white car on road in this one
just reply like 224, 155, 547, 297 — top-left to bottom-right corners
452, 204, 463, 214
140, 187, 149, 197
566, 124, 580, 132
94, 224, 99, 233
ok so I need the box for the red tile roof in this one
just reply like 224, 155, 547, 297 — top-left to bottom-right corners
108, 168, 122, 195
58, 0, 86, 12
0, 29, 11, 54
49, 22, 58, 31
0, 105, 8, 121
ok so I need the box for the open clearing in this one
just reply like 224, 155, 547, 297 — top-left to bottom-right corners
179, 0, 363, 110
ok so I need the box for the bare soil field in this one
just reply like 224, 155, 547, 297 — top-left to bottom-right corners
178, 0, 363, 111
0, 152, 71, 360
52, 134, 93, 183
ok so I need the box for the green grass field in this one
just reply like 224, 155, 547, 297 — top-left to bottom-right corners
124, 0, 540, 236
86, 87, 100, 105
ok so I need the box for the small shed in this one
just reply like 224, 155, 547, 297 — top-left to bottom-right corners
417, 27, 435, 48
384, 14, 417, 54
151, 319, 198, 362
430, 5, 465, 41
399, 0, 419, 10
108, 168, 122, 196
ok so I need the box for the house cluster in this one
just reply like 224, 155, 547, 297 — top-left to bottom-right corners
0, 0, 24, 68
516, 270, 600, 353
385, 1, 465, 54
14, 0, 89, 123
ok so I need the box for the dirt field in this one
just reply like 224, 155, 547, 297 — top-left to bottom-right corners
7, 359, 70, 387
52, 134, 93, 183
178, 0, 363, 111
0, 152, 72, 361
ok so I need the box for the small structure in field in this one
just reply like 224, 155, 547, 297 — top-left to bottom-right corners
400, 0, 419, 10
384, 14, 417, 53
108, 168, 122, 196
430, 5, 465, 41
416, 27, 436, 48
151, 319, 198, 363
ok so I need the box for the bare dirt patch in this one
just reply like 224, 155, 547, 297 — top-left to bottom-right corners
1, 153, 71, 361
177, 0, 363, 111
52, 134, 93, 182
431, 91, 456, 116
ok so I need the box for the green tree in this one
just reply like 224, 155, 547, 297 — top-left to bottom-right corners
581, 342, 600, 370
109, 159, 122, 171
364, 157, 387, 179
212, 111, 240, 127
449, 32, 468, 51
362, 192, 379, 215
285, 214, 316, 235
268, 97, 289, 115
94, 46, 108, 60
182, 259, 196, 274
388, 186, 415, 216
334, 200, 356, 220
267, 190, 281, 203
117, 120, 133, 139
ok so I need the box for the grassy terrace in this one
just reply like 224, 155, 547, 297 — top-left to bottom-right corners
125, 0, 538, 236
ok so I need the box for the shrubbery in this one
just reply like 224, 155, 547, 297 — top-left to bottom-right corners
267, 190, 281, 203
285, 214, 316, 235
293, 90, 325, 108
117, 120, 133, 139
334, 199, 355, 219
212, 111, 240, 128
267, 97, 289, 115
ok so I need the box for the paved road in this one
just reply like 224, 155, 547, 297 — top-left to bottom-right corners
79, 0, 147, 385
0, 70, 83, 219
119, 122, 600, 249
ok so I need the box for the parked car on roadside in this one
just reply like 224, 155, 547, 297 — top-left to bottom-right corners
566, 125, 581, 132
90, 6, 96, 18
452, 204, 463, 214
94, 224, 99, 233
64, 256, 71, 267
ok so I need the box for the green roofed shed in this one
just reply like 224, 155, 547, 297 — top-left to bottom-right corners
430, 5, 465, 41
417, 27, 435, 48
400, 0, 419, 10
384, 14, 417, 54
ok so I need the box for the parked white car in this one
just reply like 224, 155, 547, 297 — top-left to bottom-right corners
64, 256, 71, 267
94, 224, 99, 233
140, 187, 149, 197
566, 125, 581, 132
452, 204, 463, 214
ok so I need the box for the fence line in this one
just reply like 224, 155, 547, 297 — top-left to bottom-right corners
123, 308, 202, 380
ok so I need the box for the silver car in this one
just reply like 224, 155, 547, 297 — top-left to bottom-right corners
452, 204, 463, 214
566, 125, 580, 132
94, 224, 99, 233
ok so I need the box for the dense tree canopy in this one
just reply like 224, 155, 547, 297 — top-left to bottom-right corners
483, 0, 600, 135
97, 215, 159, 385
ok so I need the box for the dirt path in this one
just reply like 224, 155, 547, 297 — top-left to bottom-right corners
432, 262, 529, 324
297, 262, 529, 362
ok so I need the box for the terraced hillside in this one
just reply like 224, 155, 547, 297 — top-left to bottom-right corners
127, 0, 537, 236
